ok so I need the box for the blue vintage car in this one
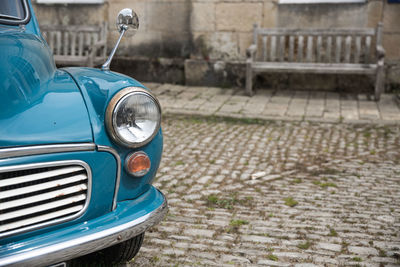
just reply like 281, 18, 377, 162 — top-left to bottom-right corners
0, 0, 167, 266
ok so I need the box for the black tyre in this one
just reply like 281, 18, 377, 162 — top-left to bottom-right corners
69, 233, 145, 266
101, 232, 145, 264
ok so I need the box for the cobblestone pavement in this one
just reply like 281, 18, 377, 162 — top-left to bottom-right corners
130, 116, 400, 267
144, 83, 400, 125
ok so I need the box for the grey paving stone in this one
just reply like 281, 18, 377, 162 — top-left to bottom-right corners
358, 98, 380, 120
317, 242, 342, 252
219, 95, 249, 114
324, 92, 340, 120
348, 246, 379, 256
287, 91, 309, 117
306, 91, 326, 117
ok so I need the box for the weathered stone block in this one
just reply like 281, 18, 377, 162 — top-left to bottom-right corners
263, 2, 277, 28
191, 2, 215, 32
109, 30, 161, 56
383, 5, 400, 32
112, 57, 184, 84
367, 1, 383, 28
383, 33, 400, 60
277, 5, 367, 28
184, 59, 245, 87
216, 3, 262, 32
193, 32, 240, 60
146, 2, 191, 33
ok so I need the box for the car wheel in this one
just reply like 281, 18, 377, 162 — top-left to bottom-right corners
101, 232, 145, 264
69, 233, 145, 266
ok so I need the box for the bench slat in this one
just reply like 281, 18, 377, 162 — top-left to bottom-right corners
63, 32, 69, 56
85, 32, 91, 56
70, 32, 77, 57
56, 32, 61, 55
252, 62, 377, 74
316, 36, 322, 62
78, 32, 84, 57
355, 36, 361, 63
270, 36, 276, 61
298, 36, 304, 62
326, 36, 332, 63
257, 28, 375, 36
279, 36, 285, 61
365, 36, 371, 63
306, 36, 313, 62
289, 36, 294, 62
345, 36, 352, 63
335, 36, 342, 63
262, 36, 267, 61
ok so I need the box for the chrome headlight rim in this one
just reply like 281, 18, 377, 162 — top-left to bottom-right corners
105, 87, 161, 148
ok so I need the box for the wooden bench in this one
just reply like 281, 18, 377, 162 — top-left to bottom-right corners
41, 23, 108, 67
246, 23, 385, 100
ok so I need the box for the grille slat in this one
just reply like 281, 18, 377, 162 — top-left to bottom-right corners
1, 174, 87, 200
0, 166, 84, 187
0, 194, 86, 221
0, 161, 90, 237
0, 205, 84, 233
0, 184, 88, 211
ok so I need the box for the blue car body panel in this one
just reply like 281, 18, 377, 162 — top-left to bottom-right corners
64, 67, 163, 201
0, 0, 166, 265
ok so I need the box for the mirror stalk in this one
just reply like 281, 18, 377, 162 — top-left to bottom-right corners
101, 26, 127, 71
101, 8, 139, 71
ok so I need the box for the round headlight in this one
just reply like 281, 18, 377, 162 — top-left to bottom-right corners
106, 87, 161, 148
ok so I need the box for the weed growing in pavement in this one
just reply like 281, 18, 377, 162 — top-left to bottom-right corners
297, 241, 312, 250
267, 254, 278, 261
328, 226, 338, 237
284, 197, 298, 207
378, 248, 387, 257
312, 180, 338, 188
293, 178, 302, 184
229, 219, 249, 227
204, 193, 253, 210
175, 160, 185, 166
227, 219, 249, 233
309, 168, 341, 176
352, 257, 362, 262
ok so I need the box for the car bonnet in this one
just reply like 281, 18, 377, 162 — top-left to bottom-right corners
0, 29, 93, 148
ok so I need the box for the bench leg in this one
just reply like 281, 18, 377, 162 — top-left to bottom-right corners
374, 60, 385, 101
246, 59, 254, 96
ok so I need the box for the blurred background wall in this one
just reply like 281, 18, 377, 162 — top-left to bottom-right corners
32, 0, 400, 92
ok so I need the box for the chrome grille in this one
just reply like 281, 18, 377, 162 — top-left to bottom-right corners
0, 161, 91, 238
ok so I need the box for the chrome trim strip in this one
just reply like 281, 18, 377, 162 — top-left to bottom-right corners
96, 145, 121, 211
0, 160, 92, 239
0, 191, 168, 267
0, 0, 31, 26
0, 143, 96, 160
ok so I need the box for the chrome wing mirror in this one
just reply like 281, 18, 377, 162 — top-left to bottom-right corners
102, 8, 139, 71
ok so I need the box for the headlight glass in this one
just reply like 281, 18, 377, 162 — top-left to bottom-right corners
106, 87, 161, 147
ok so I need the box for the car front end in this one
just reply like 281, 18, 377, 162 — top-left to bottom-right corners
0, 1, 167, 266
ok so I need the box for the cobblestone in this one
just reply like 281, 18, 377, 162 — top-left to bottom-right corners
127, 115, 400, 266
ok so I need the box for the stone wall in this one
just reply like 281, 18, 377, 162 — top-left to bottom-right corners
32, 0, 400, 90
